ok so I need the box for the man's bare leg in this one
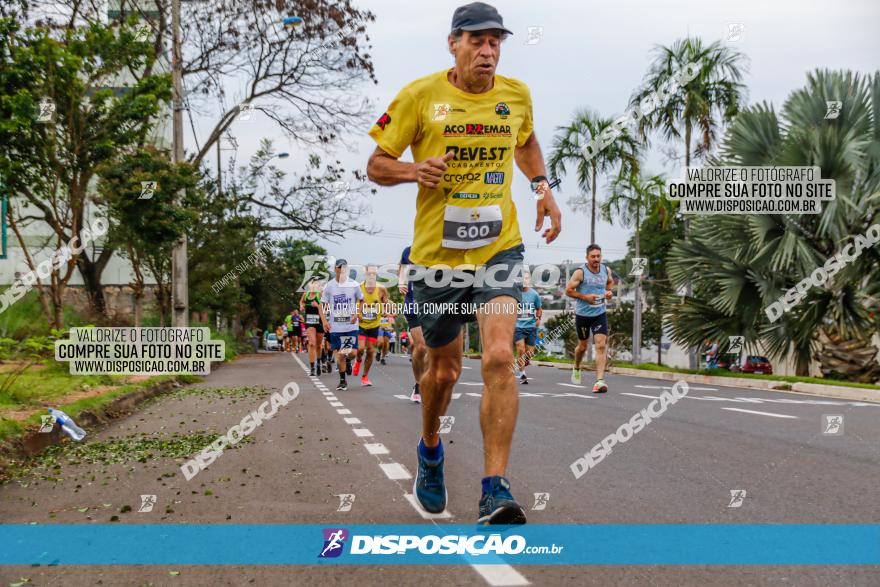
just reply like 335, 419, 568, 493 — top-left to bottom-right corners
410, 326, 427, 382
362, 341, 375, 377
574, 339, 588, 371
420, 332, 461, 448
594, 333, 607, 379
476, 296, 518, 477
514, 338, 526, 372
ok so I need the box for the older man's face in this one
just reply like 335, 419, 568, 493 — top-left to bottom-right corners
449, 29, 502, 86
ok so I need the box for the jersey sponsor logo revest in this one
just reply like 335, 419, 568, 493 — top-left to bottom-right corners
444, 145, 509, 161
443, 123, 511, 136
375, 112, 391, 130
484, 172, 505, 184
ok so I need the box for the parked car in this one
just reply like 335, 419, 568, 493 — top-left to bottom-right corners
730, 355, 774, 375
265, 333, 281, 351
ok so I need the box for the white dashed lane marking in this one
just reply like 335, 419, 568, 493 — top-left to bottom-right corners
621, 392, 662, 400
722, 407, 798, 419
364, 443, 389, 455
379, 462, 411, 480
472, 564, 530, 586
404, 493, 453, 520
353, 428, 373, 437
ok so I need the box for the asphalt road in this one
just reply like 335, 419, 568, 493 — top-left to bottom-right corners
1, 351, 878, 586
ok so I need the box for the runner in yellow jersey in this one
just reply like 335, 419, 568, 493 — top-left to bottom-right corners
353, 265, 389, 387
377, 312, 394, 365
366, 2, 561, 524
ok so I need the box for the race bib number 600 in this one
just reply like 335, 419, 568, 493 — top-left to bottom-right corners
442, 205, 502, 250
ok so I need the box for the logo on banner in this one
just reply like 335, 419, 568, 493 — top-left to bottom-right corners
319, 528, 349, 558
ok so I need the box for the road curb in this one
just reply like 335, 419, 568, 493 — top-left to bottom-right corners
609, 366, 880, 403
468, 355, 880, 402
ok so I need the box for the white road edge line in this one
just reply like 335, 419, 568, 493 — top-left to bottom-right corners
721, 407, 798, 419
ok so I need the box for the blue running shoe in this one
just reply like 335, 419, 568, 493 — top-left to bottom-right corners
478, 476, 526, 525
414, 443, 447, 513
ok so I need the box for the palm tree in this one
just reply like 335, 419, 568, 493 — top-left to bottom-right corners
601, 172, 666, 363
547, 109, 639, 244
664, 70, 880, 379
631, 37, 748, 367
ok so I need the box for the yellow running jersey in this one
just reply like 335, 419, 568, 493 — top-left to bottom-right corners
359, 283, 382, 329
369, 69, 533, 268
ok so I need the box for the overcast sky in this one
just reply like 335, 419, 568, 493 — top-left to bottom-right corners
217, 0, 879, 268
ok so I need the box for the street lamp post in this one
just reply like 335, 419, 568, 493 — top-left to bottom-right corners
170, 0, 188, 327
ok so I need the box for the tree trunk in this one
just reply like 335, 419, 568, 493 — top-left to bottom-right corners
684, 123, 698, 370
51, 277, 64, 329
656, 299, 663, 365
77, 258, 108, 318
632, 216, 641, 364
814, 329, 880, 383
134, 295, 143, 327
6, 210, 54, 326
590, 166, 597, 244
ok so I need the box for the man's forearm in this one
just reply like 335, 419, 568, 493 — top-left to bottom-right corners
514, 133, 547, 179
367, 153, 418, 186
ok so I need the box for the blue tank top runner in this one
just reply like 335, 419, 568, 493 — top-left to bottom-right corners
575, 263, 608, 317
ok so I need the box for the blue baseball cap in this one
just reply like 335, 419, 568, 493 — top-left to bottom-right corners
451, 2, 513, 35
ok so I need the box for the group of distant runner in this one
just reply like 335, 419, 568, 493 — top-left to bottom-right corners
292, 263, 399, 391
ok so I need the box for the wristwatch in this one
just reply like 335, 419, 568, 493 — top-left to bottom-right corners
530, 175, 548, 192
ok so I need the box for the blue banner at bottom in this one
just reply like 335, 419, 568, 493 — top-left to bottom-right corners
1, 525, 878, 565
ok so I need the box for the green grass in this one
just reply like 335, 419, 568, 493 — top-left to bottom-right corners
0, 367, 188, 443
532, 353, 572, 363
0, 291, 90, 339
0, 362, 123, 408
